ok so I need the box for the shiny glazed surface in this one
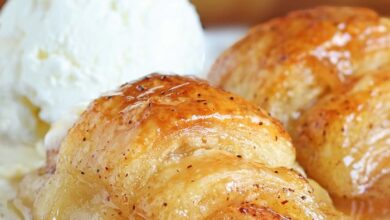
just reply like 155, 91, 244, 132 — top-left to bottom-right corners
293, 72, 390, 218
209, 6, 390, 219
209, 6, 390, 130
17, 74, 343, 219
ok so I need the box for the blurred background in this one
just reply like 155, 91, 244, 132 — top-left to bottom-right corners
1, 0, 390, 26
192, 0, 390, 27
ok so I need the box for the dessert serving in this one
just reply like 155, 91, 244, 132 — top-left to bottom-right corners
0, 0, 204, 218
15, 74, 344, 219
0, 0, 388, 219
210, 6, 390, 218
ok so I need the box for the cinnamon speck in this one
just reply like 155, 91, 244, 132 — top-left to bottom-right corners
136, 85, 145, 91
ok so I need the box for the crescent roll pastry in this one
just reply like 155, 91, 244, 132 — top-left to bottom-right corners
16, 74, 343, 219
208, 6, 390, 218
209, 6, 390, 130
293, 71, 390, 218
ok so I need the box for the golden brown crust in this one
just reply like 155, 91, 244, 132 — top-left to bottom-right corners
293, 71, 390, 218
209, 6, 390, 218
20, 74, 344, 219
209, 6, 390, 130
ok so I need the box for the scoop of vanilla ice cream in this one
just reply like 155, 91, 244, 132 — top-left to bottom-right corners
0, 0, 204, 177
0, 1, 204, 217
1, 0, 204, 123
